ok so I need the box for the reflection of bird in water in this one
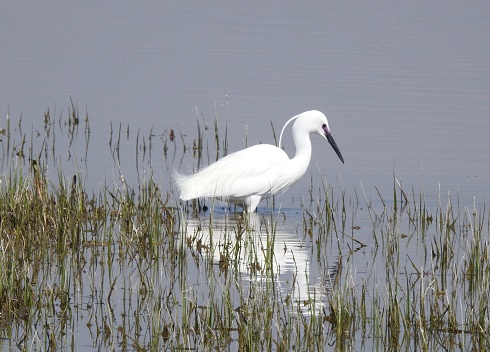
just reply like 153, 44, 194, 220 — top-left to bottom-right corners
174, 110, 344, 213
181, 212, 340, 316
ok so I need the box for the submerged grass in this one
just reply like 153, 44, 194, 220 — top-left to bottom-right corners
0, 102, 489, 351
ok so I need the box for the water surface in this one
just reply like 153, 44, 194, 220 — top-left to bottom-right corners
1, 1, 489, 350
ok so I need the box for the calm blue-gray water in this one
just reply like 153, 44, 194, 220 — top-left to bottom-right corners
1, 1, 489, 350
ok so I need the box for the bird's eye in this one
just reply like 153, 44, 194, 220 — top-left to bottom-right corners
322, 124, 326, 128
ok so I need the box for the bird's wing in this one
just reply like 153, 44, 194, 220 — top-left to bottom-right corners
176, 144, 291, 200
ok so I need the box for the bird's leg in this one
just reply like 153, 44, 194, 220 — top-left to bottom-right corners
245, 195, 262, 213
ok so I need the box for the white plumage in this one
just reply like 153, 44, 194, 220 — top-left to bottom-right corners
174, 110, 344, 212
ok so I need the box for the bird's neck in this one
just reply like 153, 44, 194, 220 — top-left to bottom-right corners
290, 130, 312, 179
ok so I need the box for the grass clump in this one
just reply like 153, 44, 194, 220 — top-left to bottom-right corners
0, 162, 91, 319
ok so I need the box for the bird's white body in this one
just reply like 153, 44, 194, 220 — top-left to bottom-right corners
174, 110, 343, 212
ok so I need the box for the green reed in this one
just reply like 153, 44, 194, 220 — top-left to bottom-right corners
0, 101, 489, 351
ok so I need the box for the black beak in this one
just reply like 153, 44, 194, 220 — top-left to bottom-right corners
326, 132, 344, 164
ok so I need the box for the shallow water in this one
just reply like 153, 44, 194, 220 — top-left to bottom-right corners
1, 1, 489, 350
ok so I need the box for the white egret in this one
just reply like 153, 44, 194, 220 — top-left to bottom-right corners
174, 110, 344, 213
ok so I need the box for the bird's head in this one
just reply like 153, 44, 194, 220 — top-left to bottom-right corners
279, 110, 344, 164
308, 110, 345, 164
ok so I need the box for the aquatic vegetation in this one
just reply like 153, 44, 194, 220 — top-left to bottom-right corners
0, 103, 488, 351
